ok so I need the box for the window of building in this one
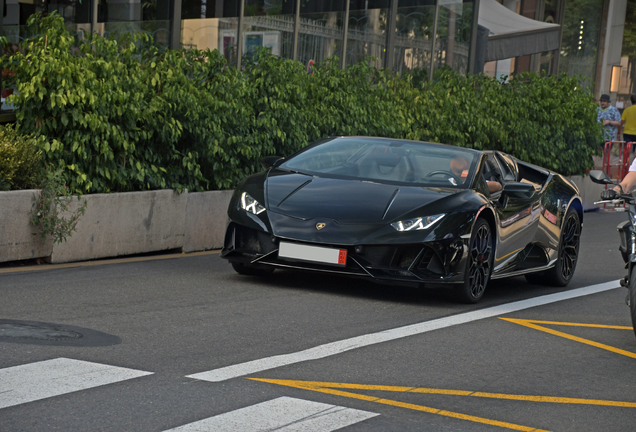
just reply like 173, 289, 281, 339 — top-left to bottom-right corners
558, 0, 603, 88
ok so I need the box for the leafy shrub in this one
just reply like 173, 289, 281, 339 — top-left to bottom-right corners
30, 168, 87, 244
0, 123, 43, 190
8, 13, 203, 193
5, 12, 602, 194
400, 69, 603, 175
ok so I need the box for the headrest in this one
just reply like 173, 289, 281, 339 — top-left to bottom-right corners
373, 146, 400, 168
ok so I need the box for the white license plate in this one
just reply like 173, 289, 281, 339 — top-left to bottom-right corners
278, 242, 347, 266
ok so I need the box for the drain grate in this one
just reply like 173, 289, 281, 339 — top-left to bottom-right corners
0, 323, 83, 341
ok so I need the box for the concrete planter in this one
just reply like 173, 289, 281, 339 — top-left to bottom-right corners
0, 189, 52, 262
566, 175, 605, 212
184, 190, 234, 253
0, 189, 233, 264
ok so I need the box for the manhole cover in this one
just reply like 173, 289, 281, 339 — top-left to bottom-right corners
0, 320, 119, 346
0, 323, 82, 341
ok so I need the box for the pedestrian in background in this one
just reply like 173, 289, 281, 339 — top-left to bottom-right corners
597, 94, 622, 143
622, 94, 636, 145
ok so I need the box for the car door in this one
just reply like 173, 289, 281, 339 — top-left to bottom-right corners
481, 152, 542, 273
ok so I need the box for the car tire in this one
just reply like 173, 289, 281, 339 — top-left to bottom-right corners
455, 218, 493, 303
231, 262, 275, 277
528, 208, 581, 287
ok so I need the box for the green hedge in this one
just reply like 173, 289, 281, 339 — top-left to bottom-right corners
0, 124, 43, 190
6, 13, 602, 194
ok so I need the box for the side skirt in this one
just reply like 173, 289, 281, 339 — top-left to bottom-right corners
490, 262, 556, 280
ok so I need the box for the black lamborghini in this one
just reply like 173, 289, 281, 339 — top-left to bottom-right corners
221, 136, 582, 303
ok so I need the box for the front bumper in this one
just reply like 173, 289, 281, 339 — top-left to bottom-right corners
221, 222, 467, 286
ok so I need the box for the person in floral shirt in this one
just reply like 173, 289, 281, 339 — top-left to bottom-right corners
597, 94, 622, 142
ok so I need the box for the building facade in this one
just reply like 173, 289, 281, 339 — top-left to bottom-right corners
0, 0, 631, 100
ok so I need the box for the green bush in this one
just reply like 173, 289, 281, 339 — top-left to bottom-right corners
5, 12, 602, 194
399, 69, 602, 175
0, 124, 43, 190
30, 168, 87, 244
8, 13, 204, 193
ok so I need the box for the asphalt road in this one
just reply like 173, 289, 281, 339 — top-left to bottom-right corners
1, 209, 636, 431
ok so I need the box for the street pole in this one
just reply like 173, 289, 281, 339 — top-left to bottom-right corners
428, 0, 440, 82
91, 0, 98, 35
292, 0, 301, 61
384, 0, 398, 71
236, 0, 245, 70
467, 0, 481, 74
170, 0, 183, 50
341, 0, 350, 70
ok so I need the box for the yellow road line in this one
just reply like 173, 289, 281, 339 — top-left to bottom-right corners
500, 318, 636, 359
250, 378, 636, 408
500, 318, 632, 330
0, 250, 220, 274
250, 378, 552, 432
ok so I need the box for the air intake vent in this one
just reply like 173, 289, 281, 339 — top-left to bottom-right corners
418, 246, 445, 275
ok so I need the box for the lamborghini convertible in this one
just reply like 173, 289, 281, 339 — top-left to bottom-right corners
221, 136, 582, 303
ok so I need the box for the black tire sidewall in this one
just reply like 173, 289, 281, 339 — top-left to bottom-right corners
550, 209, 581, 286
456, 218, 493, 303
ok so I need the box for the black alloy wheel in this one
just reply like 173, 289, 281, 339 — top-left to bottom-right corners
558, 210, 581, 281
528, 209, 580, 287
456, 218, 493, 303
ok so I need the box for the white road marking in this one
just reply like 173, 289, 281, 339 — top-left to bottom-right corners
0, 357, 153, 409
163, 396, 379, 432
188, 280, 620, 382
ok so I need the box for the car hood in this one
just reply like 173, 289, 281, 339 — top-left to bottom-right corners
265, 170, 457, 224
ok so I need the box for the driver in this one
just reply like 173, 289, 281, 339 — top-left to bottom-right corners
450, 156, 470, 184
450, 155, 502, 193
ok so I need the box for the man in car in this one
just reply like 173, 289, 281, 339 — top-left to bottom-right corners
450, 155, 502, 194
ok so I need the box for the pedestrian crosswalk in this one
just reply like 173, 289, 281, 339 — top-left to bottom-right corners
0, 357, 153, 409
163, 396, 379, 432
0, 358, 379, 431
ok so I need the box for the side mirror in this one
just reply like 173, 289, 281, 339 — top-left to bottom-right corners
261, 156, 283, 170
501, 182, 535, 198
588, 170, 614, 185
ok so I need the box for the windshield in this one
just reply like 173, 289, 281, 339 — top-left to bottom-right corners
279, 137, 479, 188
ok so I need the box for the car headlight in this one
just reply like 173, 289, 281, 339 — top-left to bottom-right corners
240, 192, 266, 215
391, 214, 445, 231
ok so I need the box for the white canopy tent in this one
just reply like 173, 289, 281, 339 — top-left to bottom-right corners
478, 0, 560, 62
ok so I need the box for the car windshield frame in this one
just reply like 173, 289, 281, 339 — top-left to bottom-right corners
278, 137, 480, 189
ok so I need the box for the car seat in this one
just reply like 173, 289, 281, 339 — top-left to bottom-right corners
358, 145, 412, 182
